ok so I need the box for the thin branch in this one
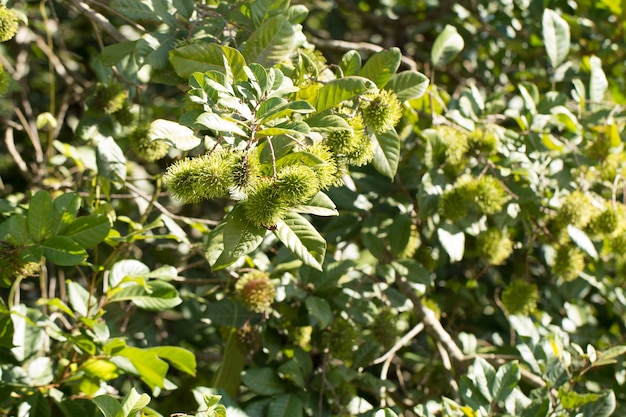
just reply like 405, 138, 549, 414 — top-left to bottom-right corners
373, 322, 425, 365
125, 181, 219, 226
67, 0, 127, 42
4, 127, 30, 177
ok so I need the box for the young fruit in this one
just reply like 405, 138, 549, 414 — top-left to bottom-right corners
360, 89, 402, 133
0, 6, 18, 42
501, 279, 539, 315
235, 270, 276, 313
93, 83, 127, 115
243, 177, 289, 229
275, 164, 319, 206
476, 228, 513, 265
129, 126, 169, 162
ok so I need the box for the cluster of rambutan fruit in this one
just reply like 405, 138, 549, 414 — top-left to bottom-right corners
160, 88, 404, 229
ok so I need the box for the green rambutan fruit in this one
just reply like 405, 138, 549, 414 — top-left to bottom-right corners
360, 89, 402, 133
276, 164, 319, 206
112, 101, 134, 126
555, 191, 594, 228
163, 149, 236, 203
306, 143, 341, 189
323, 317, 358, 362
0, 6, 18, 43
476, 228, 513, 265
93, 83, 127, 114
436, 125, 469, 176
231, 151, 260, 191
324, 113, 374, 166
243, 177, 289, 228
501, 279, 539, 315
235, 270, 276, 313
468, 126, 498, 155
0, 64, 9, 97
129, 125, 169, 162
600, 152, 626, 182
439, 183, 473, 221
474, 175, 508, 215
371, 309, 398, 350
553, 244, 585, 282
586, 205, 624, 238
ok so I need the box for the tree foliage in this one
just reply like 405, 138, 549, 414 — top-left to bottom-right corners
1, 0, 626, 416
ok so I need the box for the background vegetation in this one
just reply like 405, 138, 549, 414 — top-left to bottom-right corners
1, 0, 626, 416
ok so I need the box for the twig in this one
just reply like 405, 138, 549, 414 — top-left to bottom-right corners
125, 181, 219, 226
4, 127, 30, 176
67, 0, 127, 42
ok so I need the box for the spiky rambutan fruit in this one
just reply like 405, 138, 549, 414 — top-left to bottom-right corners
553, 244, 585, 282
112, 101, 134, 126
324, 113, 374, 166
243, 177, 289, 228
360, 89, 402, 133
586, 205, 623, 238
370, 309, 398, 350
501, 279, 539, 315
0, 6, 18, 42
231, 151, 260, 191
600, 153, 626, 182
439, 182, 473, 221
323, 317, 358, 362
436, 125, 469, 176
276, 164, 319, 206
129, 125, 169, 162
236, 323, 262, 354
235, 270, 276, 313
476, 228, 513, 265
0, 64, 9, 97
306, 143, 341, 189
555, 191, 594, 229
163, 149, 236, 203
0, 245, 39, 285
474, 175, 508, 215
468, 126, 498, 155
93, 83, 127, 114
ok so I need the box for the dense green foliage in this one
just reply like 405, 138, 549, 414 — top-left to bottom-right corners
1, 0, 626, 416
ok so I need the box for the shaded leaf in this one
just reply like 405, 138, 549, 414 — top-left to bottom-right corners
40, 236, 87, 266
93, 395, 123, 417
213, 205, 266, 270
61, 215, 110, 248
97, 136, 127, 184
304, 296, 333, 327
493, 361, 520, 403
267, 393, 303, 417
385, 71, 429, 101
274, 212, 326, 270
241, 367, 286, 396
242, 15, 297, 67
108, 280, 182, 311
371, 128, 400, 179
169, 43, 247, 81
28, 190, 53, 243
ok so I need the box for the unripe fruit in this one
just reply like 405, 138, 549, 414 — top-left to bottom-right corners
243, 177, 289, 229
501, 279, 539, 315
324, 114, 374, 166
474, 175, 508, 215
93, 83, 127, 115
276, 164, 319, 206
586, 206, 623, 238
323, 317, 358, 362
0, 6, 18, 43
112, 102, 134, 126
235, 270, 276, 313
306, 143, 341, 190
476, 228, 513, 265
555, 191, 593, 229
0, 64, 9, 97
360, 90, 402, 133
129, 126, 169, 162
553, 245, 585, 282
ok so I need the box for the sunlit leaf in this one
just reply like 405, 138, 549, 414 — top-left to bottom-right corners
542, 9, 570, 68
274, 212, 326, 271
431, 25, 465, 67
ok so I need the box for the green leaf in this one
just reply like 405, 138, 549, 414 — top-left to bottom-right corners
241, 367, 286, 396
257, 99, 315, 125
51, 193, 81, 234
108, 280, 182, 311
274, 212, 326, 271
0, 213, 29, 245
339, 50, 362, 76
121, 388, 151, 417
40, 236, 87, 266
205, 221, 227, 268
61, 215, 110, 248
256, 120, 310, 137
97, 136, 127, 184
359, 48, 401, 89
169, 43, 247, 81
371, 128, 400, 179
241, 15, 297, 67
309, 76, 375, 113
213, 205, 266, 270
147, 346, 197, 376
101, 41, 137, 66
25, 391, 52, 417
305, 114, 351, 132
492, 361, 520, 403
112, 0, 158, 22
195, 112, 248, 137
267, 393, 303, 417
149, 119, 201, 151
28, 190, 54, 243
66, 280, 98, 317
109, 259, 150, 288
294, 192, 338, 216
385, 71, 429, 101
0, 299, 14, 348
250, 0, 290, 27
542, 9, 570, 68
589, 55, 608, 103
581, 390, 616, 417
115, 346, 168, 390
304, 296, 333, 327
375, 409, 399, 417
431, 25, 465, 67
173, 0, 195, 20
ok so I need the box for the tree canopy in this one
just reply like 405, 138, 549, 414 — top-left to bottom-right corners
1, 0, 626, 416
